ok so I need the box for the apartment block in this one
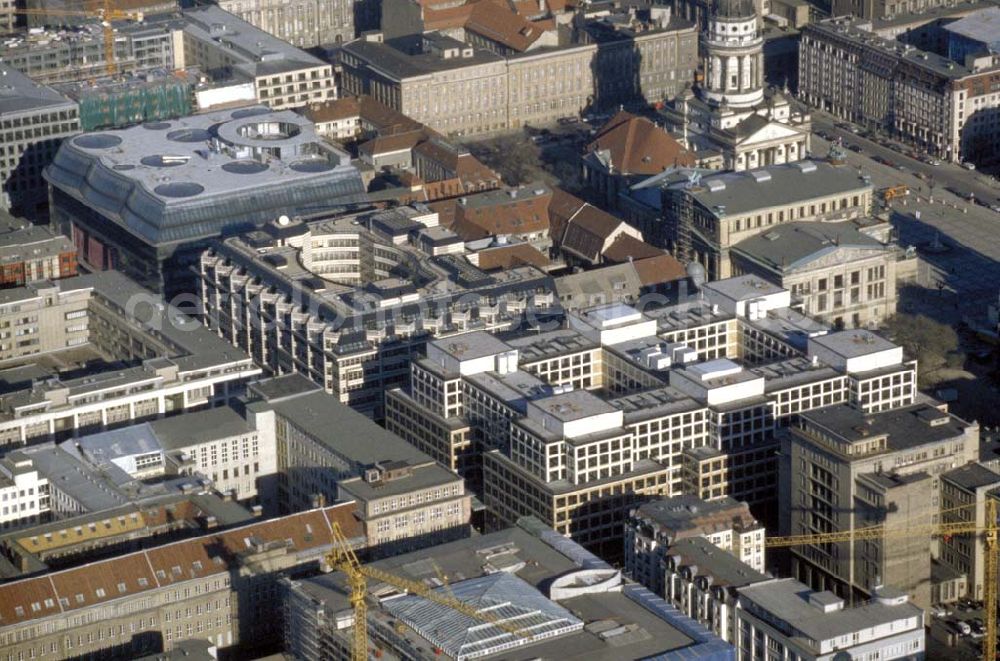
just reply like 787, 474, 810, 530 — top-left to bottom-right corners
0, 65, 79, 217
0, 279, 90, 365
180, 6, 337, 111
799, 16, 1000, 165
215, 0, 355, 48
249, 374, 471, 558
0, 271, 260, 450
340, 12, 698, 136
781, 402, 979, 609
660, 536, 771, 645
0, 503, 364, 660
625, 495, 765, 598
623, 158, 875, 280
388, 275, 916, 552
0, 211, 76, 286
735, 579, 925, 661
0, 451, 49, 531
200, 211, 555, 417
938, 463, 1000, 601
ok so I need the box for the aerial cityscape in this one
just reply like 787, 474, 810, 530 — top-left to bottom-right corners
0, 0, 999, 659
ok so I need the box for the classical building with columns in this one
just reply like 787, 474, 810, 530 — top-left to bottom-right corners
662, 0, 810, 171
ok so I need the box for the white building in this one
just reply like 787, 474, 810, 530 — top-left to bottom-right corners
0, 451, 49, 531
736, 579, 925, 661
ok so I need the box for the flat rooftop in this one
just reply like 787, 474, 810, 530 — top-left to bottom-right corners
647, 299, 735, 334
342, 37, 503, 81
753, 356, 843, 393
809, 329, 898, 359
0, 64, 76, 116
431, 331, 512, 362
665, 536, 769, 587
739, 578, 922, 647
293, 521, 727, 660
505, 328, 599, 362
703, 274, 785, 302
463, 369, 551, 413
671, 161, 871, 219
529, 389, 618, 423
799, 403, 969, 452
609, 386, 703, 423
942, 463, 1000, 490
150, 406, 252, 451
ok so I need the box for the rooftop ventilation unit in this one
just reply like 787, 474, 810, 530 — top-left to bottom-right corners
795, 161, 818, 173
748, 169, 772, 183
706, 179, 726, 192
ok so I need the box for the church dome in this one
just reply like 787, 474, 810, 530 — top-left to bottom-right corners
712, 0, 756, 19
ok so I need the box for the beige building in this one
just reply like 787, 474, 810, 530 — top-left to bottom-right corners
781, 403, 980, 609
181, 6, 336, 111
249, 374, 472, 556
0, 280, 89, 366
215, 0, 355, 48
939, 463, 1000, 601
800, 16, 1000, 165
341, 18, 698, 136
731, 220, 901, 329
0, 503, 363, 661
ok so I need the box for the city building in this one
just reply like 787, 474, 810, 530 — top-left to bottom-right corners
179, 6, 338, 111
1, 18, 178, 85
831, 0, 964, 23
0, 492, 255, 578
0, 210, 76, 286
622, 157, 875, 280
799, 16, 1000, 165
249, 374, 471, 557
781, 402, 979, 609
340, 9, 698, 136
0, 270, 260, 449
282, 517, 736, 661
200, 210, 556, 416
730, 219, 900, 329
214, 0, 355, 48
0, 65, 79, 217
46, 106, 366, 297
23, 0, 178, 28
54, 69, 195, 132
0, 451, 49, 531
625, 495, 766, 598
0, 502, 365, 660
661, 0, 811, 171
583, 110, 697, 211
660, 536, 771, 644
735, 579, 925, 661
387, 277, 917, 552
938, 462, 1000, 601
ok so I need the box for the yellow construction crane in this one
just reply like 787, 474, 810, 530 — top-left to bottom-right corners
14, 1, 145, 76
767, 499, 999, 661
327, 522, 528, 661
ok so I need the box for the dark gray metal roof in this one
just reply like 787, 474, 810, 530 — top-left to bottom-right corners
732, 221, 886, 273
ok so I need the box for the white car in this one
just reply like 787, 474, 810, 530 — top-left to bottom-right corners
962, 161, 976, 170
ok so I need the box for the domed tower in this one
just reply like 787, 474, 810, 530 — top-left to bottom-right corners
700, 0, 764, 109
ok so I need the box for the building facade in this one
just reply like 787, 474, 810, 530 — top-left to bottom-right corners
215, 0, 355, 48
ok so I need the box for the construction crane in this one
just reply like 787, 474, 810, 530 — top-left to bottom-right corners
13, 1, 145, 76
327, 521, 528, 661
767, 499, 998, 661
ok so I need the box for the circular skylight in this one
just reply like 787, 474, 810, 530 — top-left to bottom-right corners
154, 182, 204, 198
140, 155, 185, 168
74, 134, 122, 149
166, 128, 212, 143
231, 107, 271, 120
113, 164, 136, 171
142, 122, 171, 130
290, 159, 333, 173
222, 160, 268, 175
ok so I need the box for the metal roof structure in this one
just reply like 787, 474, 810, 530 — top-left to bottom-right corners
44, 106, 366, 247
383, 572, 584, 659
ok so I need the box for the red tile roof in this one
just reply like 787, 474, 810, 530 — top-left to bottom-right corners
632, 253, 687, 286
602, 235, 665, 263
475, 243, 552, 271
0, 505, 361, 630
466, 0, 547, 51
587, 110, 695, 175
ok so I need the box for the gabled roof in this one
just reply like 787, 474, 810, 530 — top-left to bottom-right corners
632, 253, 687, 286
435, 185, 552, 240
602, 234, 664, 263
560, 204, 631, 263
547, 188, 588, 243
360, 129, 426, 157
475, 242, 552, 271
587, 110, 695, 175
466, 0, 548, 51
0, 504, 360, 630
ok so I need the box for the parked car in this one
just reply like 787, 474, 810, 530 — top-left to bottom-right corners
558, 116, 580, 125
931, 604, 953, 618
963, 161, 977, 170
848, 143, 863, 153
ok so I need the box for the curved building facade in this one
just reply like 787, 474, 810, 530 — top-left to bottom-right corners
44, 106, 367, 298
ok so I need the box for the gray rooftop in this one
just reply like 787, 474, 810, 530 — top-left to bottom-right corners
256, 376, 431, 468
18, 444, 130, 512
733, 221, 887, 273
634, 495, 757, 532
702, 274, 783, 303
528, 389, 619, 423
753, 357, 843, 393
670, 161, 871, 219
71, 423, 163, 466
339, 462, 461, 502
666, 536, 770, 587
342, 37, 503, 81
463, 369, 552, 414
45, 106, 366, 246
505, 328, 599, 363
738, 578, 922, 648
293, 522, 722, 660
808, 329, 898, 359
799, 403, 969, 452
609, 386, 702, 423
942, 462, 1000, 491
942, 7, 1000, 46
432, 331, 513, 361
150, 406, 252, 451
0, 65, 76, 116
